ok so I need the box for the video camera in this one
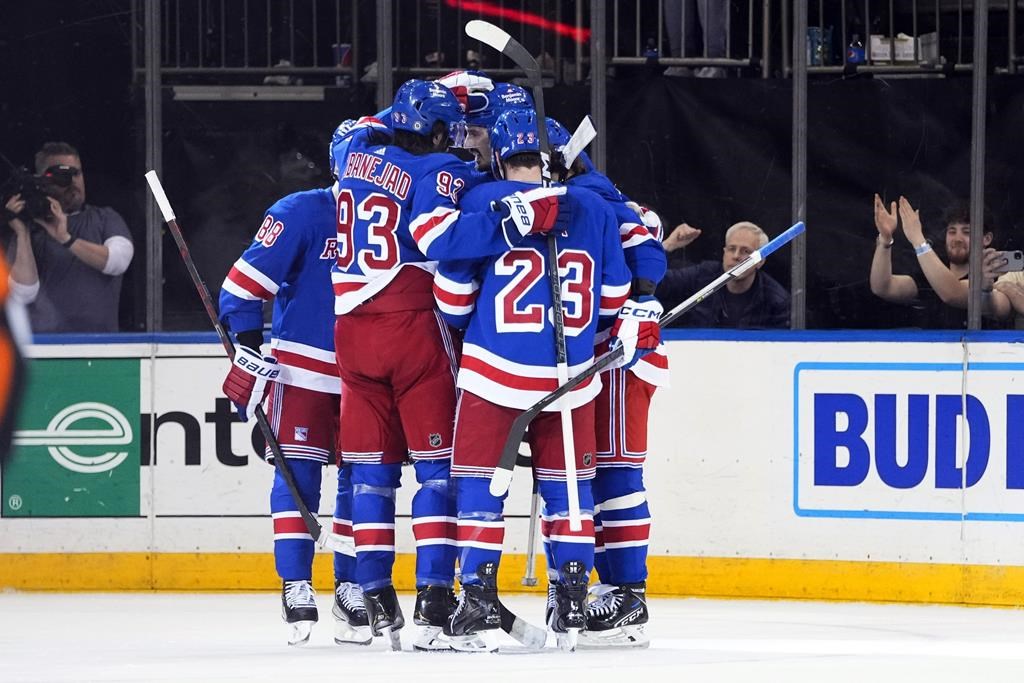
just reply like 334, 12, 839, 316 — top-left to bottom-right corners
1, 165, 78, 222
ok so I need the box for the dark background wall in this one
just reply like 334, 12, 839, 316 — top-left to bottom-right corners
3, 1, 1022, 330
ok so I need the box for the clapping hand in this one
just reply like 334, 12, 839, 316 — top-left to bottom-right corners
663, 223, 702, 252
873, 193, 897, 242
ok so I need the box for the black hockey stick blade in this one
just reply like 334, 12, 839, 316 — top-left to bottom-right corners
145, 171, 354, 556
499, 601, 547, 649
489, 221, 806, 496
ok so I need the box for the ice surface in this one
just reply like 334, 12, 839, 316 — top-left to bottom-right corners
2, 592, 1024, 682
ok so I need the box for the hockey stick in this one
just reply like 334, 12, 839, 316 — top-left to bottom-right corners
521, 481, 541, 587
498, 601, 547, 649
488, 221, 807, 496
465, 20, 582, 531
560, 116, 596, 171
144, 171, 353, 556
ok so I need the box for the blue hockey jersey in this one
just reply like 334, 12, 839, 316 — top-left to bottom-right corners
330, 125, 529, 315
569, 170, 670, 388
568, 170, 666, 285
219, 187, 340, 394
433, 180, 632, 411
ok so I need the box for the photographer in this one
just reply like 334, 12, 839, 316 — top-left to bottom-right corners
2, 142, 134, 333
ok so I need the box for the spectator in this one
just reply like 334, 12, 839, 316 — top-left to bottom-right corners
657, 220, 790, 328
3, 142, 134, 333
992, 268, 1024, 328
869, 195, 1009, 328
663, 0, 729, 77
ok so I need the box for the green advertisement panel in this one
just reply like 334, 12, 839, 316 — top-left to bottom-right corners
2, 359, 140, 517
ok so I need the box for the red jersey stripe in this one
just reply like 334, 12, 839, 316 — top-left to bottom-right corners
228, 266, 274, 300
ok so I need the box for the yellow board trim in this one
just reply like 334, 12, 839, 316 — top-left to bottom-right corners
3, 553, 1023, 606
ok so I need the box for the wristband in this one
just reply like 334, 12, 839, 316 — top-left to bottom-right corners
877, 236, 894, 249
62, 235, 78, 249
914, 241, 932, 257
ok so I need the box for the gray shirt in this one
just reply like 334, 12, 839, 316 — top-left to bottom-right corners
11, 205, 133, 333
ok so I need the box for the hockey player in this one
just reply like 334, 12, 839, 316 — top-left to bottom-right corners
435, 69, 533, 173
331, 80, 569, 650
546, 119, 668, 648
433, 108, 643, 652
218, 120, 371, 647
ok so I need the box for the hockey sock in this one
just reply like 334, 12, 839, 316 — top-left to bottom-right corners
538, 479, 595, 579
333, 463, 356, 582
455, 477, 506, 585
271, 458, 324, 581
592, 466, 650, 585
351, 462, 402, 591
412, 460, 458, 586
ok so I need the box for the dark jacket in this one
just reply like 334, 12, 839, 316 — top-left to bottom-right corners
656, 260, 790, 328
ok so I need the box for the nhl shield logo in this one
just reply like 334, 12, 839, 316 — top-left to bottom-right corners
582, 452, 593, 467
428, 433, 442, 448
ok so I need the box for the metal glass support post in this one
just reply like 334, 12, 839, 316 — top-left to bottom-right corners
144, 0, 163, 332
791, 0, 807, 329
590, 0, 607, 172
376, 0, 394, 110
968, 0, 988, 330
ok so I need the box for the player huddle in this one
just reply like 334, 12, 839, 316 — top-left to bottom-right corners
217, 69, 668, 653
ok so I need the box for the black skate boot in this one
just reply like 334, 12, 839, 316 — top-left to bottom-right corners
281, 580, 318, 646
444, 562, 501, 652
332, 580, 372, 646
363, 585, 405, 651
548, 561, 588, 651
412, 585, 457, 651
578, 582, 650, 649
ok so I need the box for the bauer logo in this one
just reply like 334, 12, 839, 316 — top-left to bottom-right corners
2, 359, 141, 517
794, 361, 1024, 521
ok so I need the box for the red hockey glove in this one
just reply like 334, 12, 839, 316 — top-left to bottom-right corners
492, 186, 569, 245
435, 70, 494, 111
624, 201, 663, 241
609, 296, 663, 369
222, 346, 279, 422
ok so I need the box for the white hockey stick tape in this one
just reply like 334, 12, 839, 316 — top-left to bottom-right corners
465, 20, 511, 52
144, 170, 176, 222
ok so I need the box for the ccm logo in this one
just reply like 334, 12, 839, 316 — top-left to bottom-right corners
620, 303, 660, 320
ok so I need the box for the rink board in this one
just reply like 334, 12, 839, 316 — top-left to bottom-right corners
4, 330, 1024, 605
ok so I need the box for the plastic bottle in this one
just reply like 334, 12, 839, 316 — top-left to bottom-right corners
847, 34, 865, 64
643, 37, 659, 62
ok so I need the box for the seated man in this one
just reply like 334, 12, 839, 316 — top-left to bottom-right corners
657, 220, 789, 328
869, 195, 1009, 328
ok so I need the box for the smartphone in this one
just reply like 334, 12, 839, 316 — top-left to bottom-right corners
993, 250, 1024, 273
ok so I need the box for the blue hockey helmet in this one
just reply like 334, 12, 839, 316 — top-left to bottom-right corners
489, 108, 542, 178
546, 117, 571, 148
328, 118, 358, 178
545, 116, 594, 173
390, 79, 465, 141
466, 82, 534, 128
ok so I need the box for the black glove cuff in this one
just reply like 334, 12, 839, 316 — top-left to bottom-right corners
631, 278, 657, 297
235, 329, 265, 352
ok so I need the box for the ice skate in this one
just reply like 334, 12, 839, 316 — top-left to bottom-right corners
445, 562, 500, 653
332, 580, 372, 646
412, 585, 457, 651
281, 580, 318, 646
364, 584, 404, 651
577, 582, 650, 649
547, 561, 587, 652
